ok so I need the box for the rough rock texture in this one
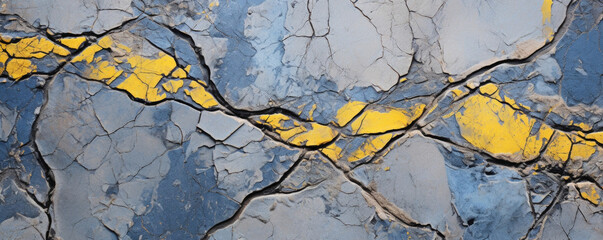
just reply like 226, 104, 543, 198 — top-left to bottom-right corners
0, 0, 602, 239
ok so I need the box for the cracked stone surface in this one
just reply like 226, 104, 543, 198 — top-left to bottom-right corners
0, 0, 602, 239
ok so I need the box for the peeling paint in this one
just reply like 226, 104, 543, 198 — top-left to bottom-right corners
162, 80, 184, 93
351, 104, 425, 135
579, 185, 601, 205
334, 101, 367, 127
59, 37, 86, 49
184, 81, 219, 108
453, 94, 553, 162
256, 114, 337, 147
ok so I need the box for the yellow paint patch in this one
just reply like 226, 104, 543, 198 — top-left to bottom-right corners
184, 81, 219, 108
384, 167, 390, 171
70, 36, 113, 63
116, 52, 177, 102
257, 114, 337, 147
453, 95, 552, 162
543, 132, 572, 162
334, 101, 367, 127
524, 124, 554, 159
71, 44, 103, 63
308, 104, 317, 121
502, 95, 522, 109
59, 37, 87, 49
425, 103, 439, 118
571, 122, 592, 132
479, 83, 498, 96
209, 0, 220, 9
541, 0, 554, 41
6, 59, 36, 80
351, 104, 425, 134
518, 102, 532, 111
348, 134, 393, 162
543, 26, 555, 42
86, 59, 123, 84
447, 76, 455, 83
171, 68, 187, 78
320, 141, 343, 162
4, 37, 47, 58
52, 46, 71, 56
291, 123, 337, 146
0, 35, 72, 80
4, 36, 70, 58
162, 80, 184, 93
451, 89, 463, 97
98, 36, 113, 48
399, 77, 407, 83
585, 132, 603, 144
451, 87, 469, 100
579, 185, 601, 205
116, 44, 131, 54
0, 51, 8, 73
569, 135, 596, 161
541, 0, 553, 24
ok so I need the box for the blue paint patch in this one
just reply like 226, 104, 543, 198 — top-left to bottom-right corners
446, 163, 533, 240
126, 144, 239, 239
555, 0, 603, 106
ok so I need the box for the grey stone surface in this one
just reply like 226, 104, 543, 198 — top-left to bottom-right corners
535, 183, 603, 239
198, 110, 243, 141
210, 153, 440, 240
1, 0, 136, 34
1, 0, 602, 239
0, 74, 50, 203
0, 174, 49, 240
430, 0, 568, 77
351, 132, 464, 238
35, 72, 301, 239
446, 159, 535, 240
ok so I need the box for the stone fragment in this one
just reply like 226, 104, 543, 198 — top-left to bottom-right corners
351, 132, 464, 238
36, 72, 301, 239
210, 153, 440, 240
0, 175, 49, 240
197, 111, 243, 141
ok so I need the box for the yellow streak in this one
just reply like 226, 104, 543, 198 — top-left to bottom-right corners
347, 134, 393, 162
6, 59, 36, 80
479, 83, 498, 95
585, 132, 603, 145
580, 185, 601, 205
308, 104, 317, 121
453, 95, 553, 162
0, 51, 8, 73
334, 101, 366, 127
5, 36, 69, 58
59, 37, 86, 49
257, 114, 337, 147
117, 52, 176, 102
542, 0, 553, 24
543, 132, 572, 162
569, 135, 597, 161
162, 80, 184, 93
351, 104, 425, 134
171, 68, 187, 78
184, 81, 219, 108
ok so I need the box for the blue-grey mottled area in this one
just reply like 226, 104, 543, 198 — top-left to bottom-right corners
0, 0, 602, 239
